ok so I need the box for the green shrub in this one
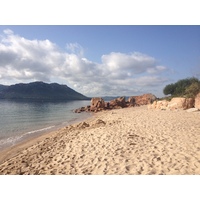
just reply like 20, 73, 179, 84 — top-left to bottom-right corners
163, 83, 175, 96
163, 77, 200, 98
185, 81, 200, 98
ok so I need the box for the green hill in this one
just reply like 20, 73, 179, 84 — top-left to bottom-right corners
0, 81, 90, 101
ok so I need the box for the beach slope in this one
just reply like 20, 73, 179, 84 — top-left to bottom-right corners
0, 106, 200, 175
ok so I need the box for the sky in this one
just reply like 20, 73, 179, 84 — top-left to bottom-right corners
0, 25, 200, 98
0, 1, 200, 199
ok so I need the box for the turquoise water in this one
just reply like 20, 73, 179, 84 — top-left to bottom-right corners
0, 99, 91, 150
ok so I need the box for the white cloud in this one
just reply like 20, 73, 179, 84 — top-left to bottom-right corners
66, 42, 84, 57
147, 65, 167, 74
102, 52, 156, 73
0, 30, 169, 97
3, 29, 13, 35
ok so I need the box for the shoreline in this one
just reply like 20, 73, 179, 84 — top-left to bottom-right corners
0, 111, 94, 165
0, 99, 92, 151
1, 106, 200, 174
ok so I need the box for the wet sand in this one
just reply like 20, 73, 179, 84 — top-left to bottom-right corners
0, 106, 200, 175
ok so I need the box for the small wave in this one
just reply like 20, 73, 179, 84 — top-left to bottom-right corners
0, 125, 55, 149
26, 126, 55, 135
0, 135, 23, 146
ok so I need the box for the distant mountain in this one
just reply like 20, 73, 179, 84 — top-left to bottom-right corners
0, 81, 90, 101
0, 84, 8, 92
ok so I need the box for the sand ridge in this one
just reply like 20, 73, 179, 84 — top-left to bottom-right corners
0, 106, 200, 175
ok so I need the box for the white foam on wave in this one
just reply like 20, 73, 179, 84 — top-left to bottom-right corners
0, 135, 22, 146
26, 126, 55, 135
0, 125, 55, 149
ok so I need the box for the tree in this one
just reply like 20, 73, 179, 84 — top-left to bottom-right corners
163, 83, 175, 95
163, 77, 200, 97
185, 81, 200, 98
174, 78, 191, 96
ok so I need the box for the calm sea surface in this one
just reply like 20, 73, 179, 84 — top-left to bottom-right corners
0, 99, 91, 150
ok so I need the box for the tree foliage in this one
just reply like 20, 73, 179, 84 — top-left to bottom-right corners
185, 81, 200, 98
163, 77, 200, 98
163, 83, 175, 96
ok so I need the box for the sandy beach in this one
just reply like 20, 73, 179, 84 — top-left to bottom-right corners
0, 106, 200, 175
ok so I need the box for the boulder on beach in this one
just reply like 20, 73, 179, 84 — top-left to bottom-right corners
127, 96, 136, 107
148, 97, 195, 110
109, 97, 126, 109
148, 100, 169, 110
168, 97, 194, 110
73, 105, 91, 113
185, 98, 195, 109
128, 93, 157, 106
195, 93, 200, 109
74, 93, 158, 113
90, 97, 105, 112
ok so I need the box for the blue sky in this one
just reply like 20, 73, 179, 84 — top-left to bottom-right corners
0, 25, 200, 97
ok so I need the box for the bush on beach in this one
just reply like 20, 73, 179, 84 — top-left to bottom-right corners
163, 77, 200, 98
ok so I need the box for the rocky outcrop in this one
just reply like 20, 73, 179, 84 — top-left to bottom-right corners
127, 96, 136, 107
168, 98, 194, 110
167, 98, 187, 110
128, 93, 157, 106
74, 93, 157, 113
109, 97, 126, 109
74, 106, 91, 113
195, 93, 200, 109
90, 97, 105, 112
148, 97, 195, 110
74, 97, 110, 113
185, 98, 195, 109
148, 100, 169, 110
75, 93, 199, 113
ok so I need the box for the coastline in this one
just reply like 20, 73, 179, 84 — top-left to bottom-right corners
0, 111, 94, 165
0, 99, 92, 151
0, 106, 200, 174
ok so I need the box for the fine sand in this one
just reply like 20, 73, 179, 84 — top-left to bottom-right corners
0, 106, 200, 175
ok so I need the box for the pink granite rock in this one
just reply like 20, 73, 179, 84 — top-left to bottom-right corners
109, 97, 126, 109
129, 93, 157, 106
90, 97, 105, 112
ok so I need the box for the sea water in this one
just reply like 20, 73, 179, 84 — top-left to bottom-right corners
0, 99, 91, 150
